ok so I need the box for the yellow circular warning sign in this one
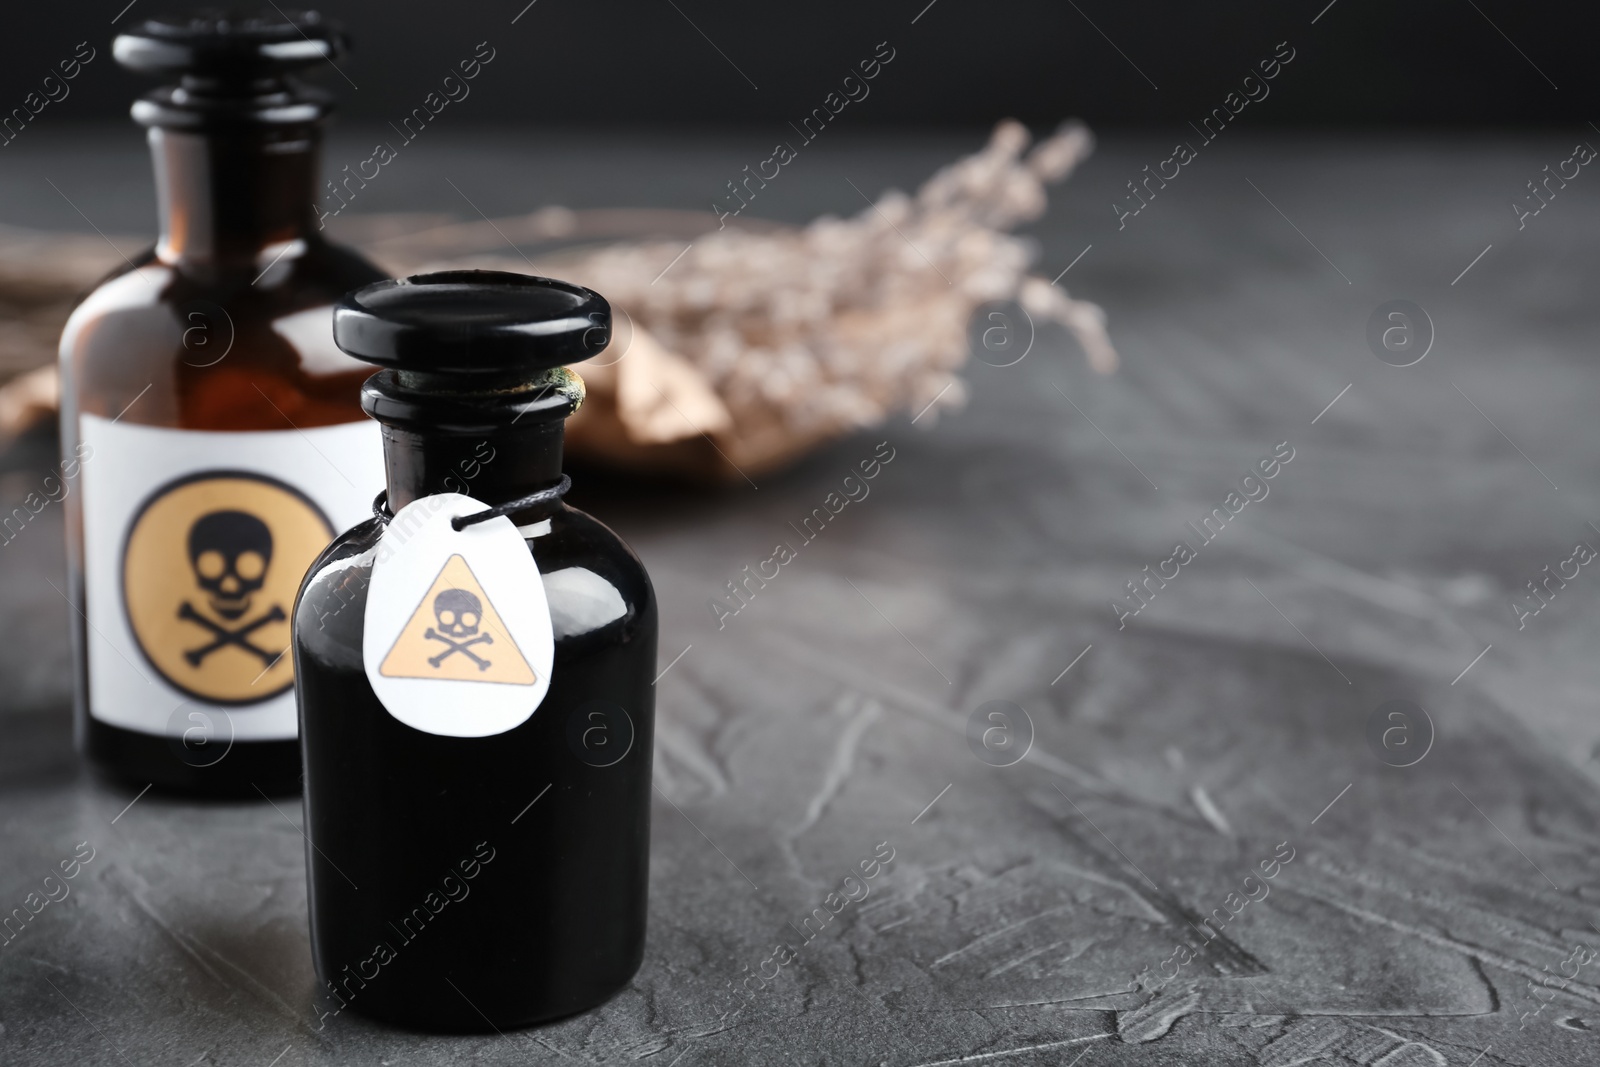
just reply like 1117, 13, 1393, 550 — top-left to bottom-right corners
122, 471, 334, 705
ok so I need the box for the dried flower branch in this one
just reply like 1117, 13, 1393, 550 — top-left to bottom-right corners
413, 119, 1116, 480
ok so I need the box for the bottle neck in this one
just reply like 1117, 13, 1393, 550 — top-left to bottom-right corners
151, 123, 321, 266
382, 421, 567, 523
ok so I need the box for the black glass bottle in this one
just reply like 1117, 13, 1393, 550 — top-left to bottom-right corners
294, 271, 657, 1029
60, 12, 386, 796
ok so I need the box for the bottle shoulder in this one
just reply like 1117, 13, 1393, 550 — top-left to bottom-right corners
63, 238, 384, 330
60, 239, 388, 429
528, 505, 656, 615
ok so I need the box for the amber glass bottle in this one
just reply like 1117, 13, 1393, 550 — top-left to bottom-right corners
59, 13, 386, 796
295, 271, 657, 1029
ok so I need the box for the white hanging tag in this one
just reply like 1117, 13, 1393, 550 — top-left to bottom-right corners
363, 493, 553, 738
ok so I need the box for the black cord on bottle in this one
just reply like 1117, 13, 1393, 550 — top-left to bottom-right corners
371, 475, 572, 529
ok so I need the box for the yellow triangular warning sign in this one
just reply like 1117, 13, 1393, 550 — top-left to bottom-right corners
378, 554, 536, 685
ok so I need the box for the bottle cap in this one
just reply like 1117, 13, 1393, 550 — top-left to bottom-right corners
335, 271, 612, 378
114, 9, 347, 127
338, 271, 610, 433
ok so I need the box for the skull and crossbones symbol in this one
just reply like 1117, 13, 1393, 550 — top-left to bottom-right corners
177, 510, 285, 668
424, 588, 494, 670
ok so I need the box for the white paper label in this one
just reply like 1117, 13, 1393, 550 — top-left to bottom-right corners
81, 415, 384, 741
363, 493, 554, 738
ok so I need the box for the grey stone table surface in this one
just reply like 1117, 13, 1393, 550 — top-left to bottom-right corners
3, 127, 1600, 1066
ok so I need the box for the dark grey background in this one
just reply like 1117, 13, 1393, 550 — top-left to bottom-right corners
3, 0, 1596, 129
6, 3, 1600, 1066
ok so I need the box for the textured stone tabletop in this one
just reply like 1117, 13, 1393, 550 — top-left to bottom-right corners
2, 129, 1599, 1066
